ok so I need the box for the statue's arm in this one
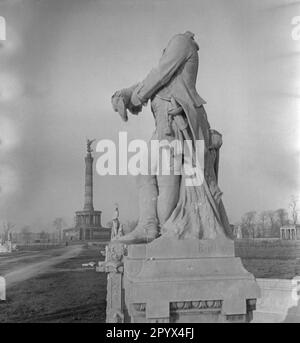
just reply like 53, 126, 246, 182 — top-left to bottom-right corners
131, 35, 191, 106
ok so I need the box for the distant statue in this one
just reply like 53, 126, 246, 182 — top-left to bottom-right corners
112, 31, 233, 244
118, 224, 124, 238
111, 204, 124, 240
111, 220, 119, 241
86, 139, 96, 153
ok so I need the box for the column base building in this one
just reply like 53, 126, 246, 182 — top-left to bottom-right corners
75, 209, 102, 240
280, 225, 300, 240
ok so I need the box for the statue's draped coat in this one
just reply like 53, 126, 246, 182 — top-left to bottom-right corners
131, 32, 233, 239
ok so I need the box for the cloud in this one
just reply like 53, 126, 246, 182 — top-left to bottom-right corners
0, 115, 19, 152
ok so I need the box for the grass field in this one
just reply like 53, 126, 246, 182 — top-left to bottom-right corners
236, 240, 300, 279
0, 245, 107, 323
241, 258, 299, 279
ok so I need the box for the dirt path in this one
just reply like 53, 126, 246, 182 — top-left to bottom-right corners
4, 245, 83, 287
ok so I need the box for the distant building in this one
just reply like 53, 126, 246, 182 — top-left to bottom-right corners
12, 231, 52, 244
280, 225, 300, 240
62, 227, 79, 241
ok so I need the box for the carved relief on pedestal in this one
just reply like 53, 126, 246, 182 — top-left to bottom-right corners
129, 299, 257, 323
97, 242, 128, 323
170, 300, 223, 312
132, 303, 146, 312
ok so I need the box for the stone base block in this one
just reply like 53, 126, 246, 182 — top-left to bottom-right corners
124, 237, 260, 323
253, 278, 300, 323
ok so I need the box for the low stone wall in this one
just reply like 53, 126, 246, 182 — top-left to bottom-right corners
253, 278, 300, 323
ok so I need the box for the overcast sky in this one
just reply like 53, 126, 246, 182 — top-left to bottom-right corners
0, 0, 299, 231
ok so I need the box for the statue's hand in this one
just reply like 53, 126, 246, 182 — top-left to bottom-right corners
127, 102, 142, 116
111, 85, 143, 121
111, 91, 128, 122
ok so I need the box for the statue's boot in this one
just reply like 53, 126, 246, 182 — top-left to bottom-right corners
157, 175, 180, 226
116, 176, 159, 244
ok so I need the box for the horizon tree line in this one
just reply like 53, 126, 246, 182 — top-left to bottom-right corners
238, 196, 299, 239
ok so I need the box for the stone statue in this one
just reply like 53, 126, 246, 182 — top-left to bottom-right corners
112, 31, 233, 243
104, 35, 260, 323
86, 138, 95, 153
110, 204, 125, 240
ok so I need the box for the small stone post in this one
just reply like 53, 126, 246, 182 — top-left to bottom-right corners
97, 242, 127, 323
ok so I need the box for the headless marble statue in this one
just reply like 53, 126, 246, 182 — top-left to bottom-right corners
112, 31, 233, 244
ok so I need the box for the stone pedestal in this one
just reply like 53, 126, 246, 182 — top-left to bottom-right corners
123, 237, 260, 323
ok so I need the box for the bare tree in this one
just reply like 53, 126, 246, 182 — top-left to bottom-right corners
275, 208, 289, 227
289, 196, 299, 225
39, 231, 48, 242
241, 211, 257, 239
266, 210, 280, 237
1, 221, 15, 242
53, 217, 66, 242
20, 225, 31, 244
258, 211, 269, 238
